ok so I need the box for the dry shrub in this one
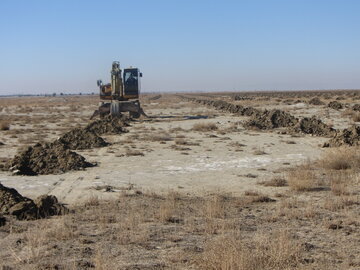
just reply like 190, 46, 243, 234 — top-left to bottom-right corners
125, 149, 144, 156
141, 132, 172, 142
320, 147, 360, 170
260, 177, 287, 187
175, 138, 200, 146
175, 138, 190, 145
196, 231, 302, 270
329, 171, 351, 196
352, 112, 360, 122
203, 194, 225, 219
158, 192, 180, 222
253, 148, 267, 155
192, 122, 218, 132
287, 167, 317, 191
0, 121, 10, 131
323, 195, 359, 211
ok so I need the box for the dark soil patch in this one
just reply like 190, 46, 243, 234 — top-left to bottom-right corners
244, 110, 298, 130
308, 97, 325, 105
328, 101, 343, 110
86, 115, 129, 135
6, 143, 94, 175
324, 125, 360, 147
0, 182, 68, 220
293, 116, 335, 137
352, 104, 360, 111
55, 128, 108, 150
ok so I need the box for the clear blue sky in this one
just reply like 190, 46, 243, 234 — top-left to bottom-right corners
0, 0, 359, 95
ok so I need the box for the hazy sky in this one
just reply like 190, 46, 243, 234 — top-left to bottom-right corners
0, 0, 359, 95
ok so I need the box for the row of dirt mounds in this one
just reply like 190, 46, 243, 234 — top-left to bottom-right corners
5, 115, 129, 176
0, 182, 68, 224
324, 125, 360, 147
183, 96, 335, 137
183, 97, 260, 116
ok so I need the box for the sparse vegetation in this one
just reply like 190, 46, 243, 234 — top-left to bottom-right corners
320, 147, 360, 170
1, 92, 360, 269
260, 177, 287, 187
0, 121, 10, 131
287, 166, 317, 191
192, 122, 218, 132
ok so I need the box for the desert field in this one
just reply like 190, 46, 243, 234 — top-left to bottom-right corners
1, 90, 360, 269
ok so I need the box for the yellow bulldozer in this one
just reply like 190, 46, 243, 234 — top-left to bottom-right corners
91, 61, 147, 119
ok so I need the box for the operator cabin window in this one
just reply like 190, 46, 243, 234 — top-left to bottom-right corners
125, 71, 138, 86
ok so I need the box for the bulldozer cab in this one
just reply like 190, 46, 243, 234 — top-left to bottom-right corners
123, 68, 141, 99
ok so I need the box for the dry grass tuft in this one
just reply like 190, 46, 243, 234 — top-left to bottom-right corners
196, 231, 302, 270
329, 171, 352, 196
320, 147, 360, 170
125, 149, 144, 156
260, 177, 287, 187
287, 167, 317, 191
141, 132, 173, 142
192, 122, 218, 132
0, 121, 10, 131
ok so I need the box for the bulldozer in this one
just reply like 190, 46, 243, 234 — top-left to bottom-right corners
91, 61, 147, 119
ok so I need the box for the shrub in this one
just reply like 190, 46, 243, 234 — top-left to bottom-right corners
0, 121, 10, 131
320, 147, 360, 170
287, 168, 317, 191
192, 122, 218, 132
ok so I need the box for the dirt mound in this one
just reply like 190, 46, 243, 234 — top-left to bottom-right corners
6, 142, 94, 175
324, 125, 360, 147
55, 128, 108, 150
0, 182, 68, 220
244, 110, 298, 130
34, 195, 69, 218
294, 116, 335, 137
308, 97, 325, 105
86, 115, 129, 135
352, 104, 360, 111
328, 101, 343, 110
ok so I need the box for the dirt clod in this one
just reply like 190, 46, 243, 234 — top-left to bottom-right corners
244, 110, 298, 130
308, 97, 325, 105
328, 101, 343, 110
324, 125, 360, 147
294, 116, 335, 137
0, 182, 68, 220
352, 104, 360, 111
6, 142, 94, 175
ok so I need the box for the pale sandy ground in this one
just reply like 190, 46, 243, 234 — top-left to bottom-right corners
0, 95, 328, 204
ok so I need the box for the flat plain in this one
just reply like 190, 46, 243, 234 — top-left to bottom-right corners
0, 90, 360, 269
